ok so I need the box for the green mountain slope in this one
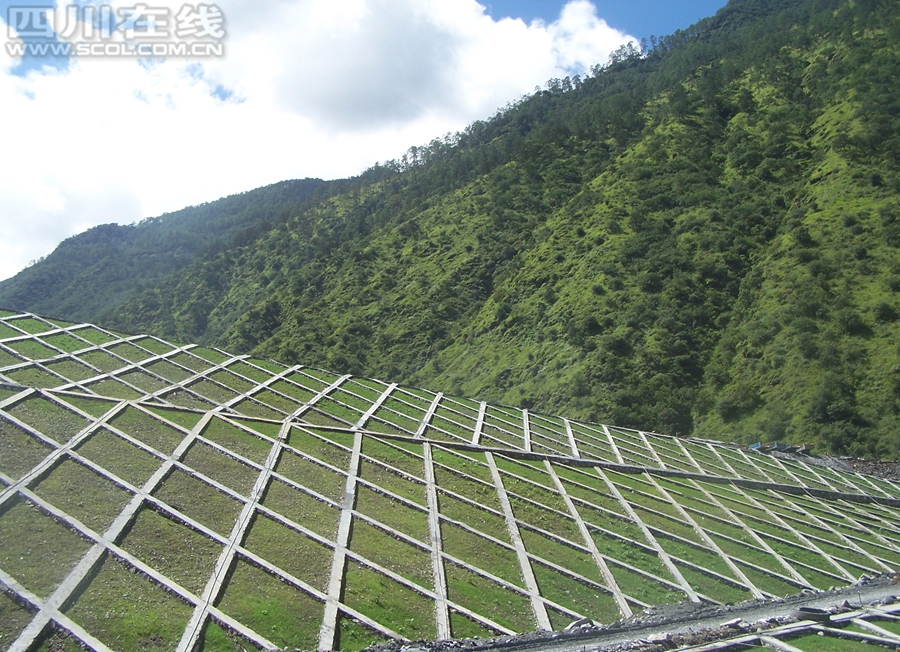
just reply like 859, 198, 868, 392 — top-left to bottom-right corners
3, 0, 900, 458
0, 178, 328, 321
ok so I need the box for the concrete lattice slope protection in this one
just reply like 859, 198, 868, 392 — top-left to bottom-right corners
0, 308, 899, 651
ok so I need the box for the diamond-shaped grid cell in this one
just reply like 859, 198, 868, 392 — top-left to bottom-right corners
276, 449, 346, 503
63, 555, 193, 652
243, 513, 333, 592
262, 479, 341, 540
153, 469, 242, 537
0, 586, 36, 645
74, 428, 163, 488
0, 416, 54, 480
31, 458, 133, 533
0, 496, 92, 598
108, 406, 188, 455
342, 560, 437, 642
43, 358, 98, 383
217, 560, 323, 651
182, 441, 260, 496
120, 506, 223, 595
444, 561, 534, 634
5, 395, 90, 444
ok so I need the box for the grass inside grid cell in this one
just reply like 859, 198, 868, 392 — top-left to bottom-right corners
0, 385, 20, 402
429, 414, 474, 440
41, 333, 89, 354
231, 417, 282, 440
330, 388, 374, 412
0, 587, 35, 645
347, 519, 432, 589
441, 521, 522, 586
276, 449, 346, 503
733, 559, 803, 597
169, 352, 213, 373
508, 496, 580, 542
782, 633, 874, 652
287, 427, 352, 470
183, 441, 259, 496
481, 424, 523, 449
111, 406, 190, 454
363, 437, 423, 478
494, 455, 553, 488
300, 409, 351, 428
247, 357, 286, 373
0, 323, 22, 339
339, 381, 383, 404
6, 318, 53, 335
222, 361, 271, 385
145, 359, 192, 384
208, 369, 255, 394
82, 378, 143, 400
335, 614, 385, 652
4, 366, 63, 388
217, 560, 323, 651
186, 379, 240, 404
445, 561, 535, 634
70, 327, 116, 346
254, 388, 304, 414
198, 619, 266, 652
231, 397, 284, 420
437, 491, 508, 541
607, 560, 684, 606
262, 479, 341, 540
63, 555, 193, 652
189, 347, 229, 365
243, 513, 333, 592
106, 342, 153, 364
0, 348, 21, 367
44, 359, 98, 383
630, 505, 702, 545
0, 416, 55, 480
162, 389, 216, 411
75, 428, 162, 487
674, 562, 752, 604
502, 473, 567, 513
286, 371, 328, 393
266, 378, 316, 403
590, 528, 670, 579
368, 408, 420, 434
0, 496, 92, 598
6, 396, 90, 443
78, 349, 126, 374
119, 506, 222, 595
355, 485, 429, 542
532, 562, 620, 624
201, 417, 278, 464
449, 610, 498, 639
153, 469, 242, 537
342, 561, 437, 643
56, 392, 118, 419
131, 337, 175, 356
32, 458, 133, 532
432, 447, 493, 485
300, 367, 341, 384
116, 369, 169, 394
580, 505, 645, 543
519, 527, 602, 583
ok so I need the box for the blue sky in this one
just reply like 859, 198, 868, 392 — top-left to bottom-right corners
0, 0, 733, 281
486, 0, 730, 39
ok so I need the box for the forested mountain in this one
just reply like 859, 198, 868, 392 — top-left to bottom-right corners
3, 0, 900, 458
0, 178, 328, 320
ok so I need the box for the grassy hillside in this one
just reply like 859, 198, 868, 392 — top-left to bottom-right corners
3, 0, 900, 458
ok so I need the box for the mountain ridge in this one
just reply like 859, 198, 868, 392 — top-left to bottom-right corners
3, 0, 899, 458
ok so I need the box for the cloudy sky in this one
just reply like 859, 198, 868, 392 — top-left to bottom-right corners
0, 0, 728, 282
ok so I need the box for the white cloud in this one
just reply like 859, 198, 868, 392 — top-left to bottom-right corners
0, 0, 634, 282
